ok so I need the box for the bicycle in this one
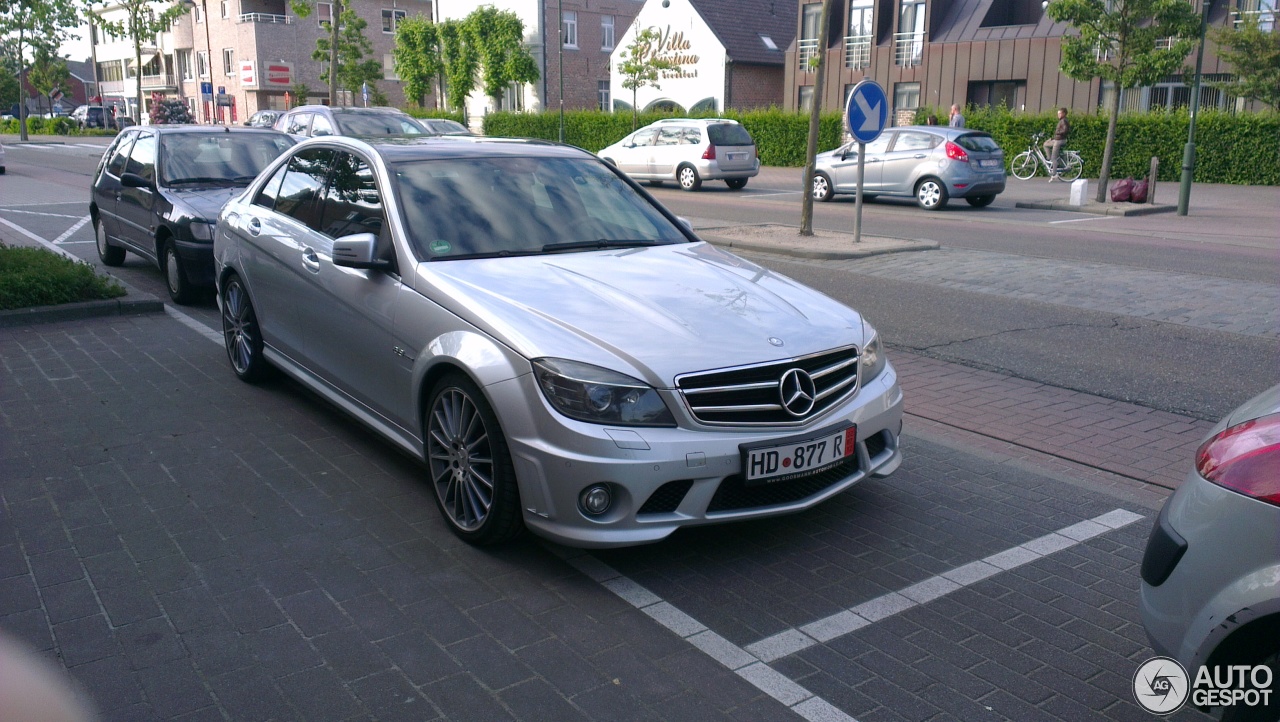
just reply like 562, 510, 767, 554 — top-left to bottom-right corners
1010, 132, 1083, 181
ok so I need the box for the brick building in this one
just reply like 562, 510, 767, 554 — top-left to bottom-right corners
608, 0, 799, 113
20, 59, 97, 116
782, 0, 1273, 124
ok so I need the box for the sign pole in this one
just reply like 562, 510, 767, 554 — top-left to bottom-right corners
844, 79, 887, 247
854, 142, 866, 244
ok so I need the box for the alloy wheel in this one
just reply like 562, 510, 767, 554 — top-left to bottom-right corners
427, 388, 495, 532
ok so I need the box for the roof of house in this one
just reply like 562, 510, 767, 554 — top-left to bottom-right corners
65, 59, 94, 83
688, 0, 798, 66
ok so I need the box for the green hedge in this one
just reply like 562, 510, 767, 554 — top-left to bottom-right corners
479, 106, 1279, 185
401, 108, 468, 124
0, 117, 117, 136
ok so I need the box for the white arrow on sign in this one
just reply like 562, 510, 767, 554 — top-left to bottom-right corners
854, 91, 880, 132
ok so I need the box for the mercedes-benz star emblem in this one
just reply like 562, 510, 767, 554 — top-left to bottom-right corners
779, 368, 817, 417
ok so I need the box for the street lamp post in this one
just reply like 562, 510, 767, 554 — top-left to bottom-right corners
1177, 0, 1213, 215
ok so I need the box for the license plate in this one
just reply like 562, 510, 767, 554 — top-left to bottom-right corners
727, 152, 747, 160
743, 426, 856, 485
979, 159, 1000, 168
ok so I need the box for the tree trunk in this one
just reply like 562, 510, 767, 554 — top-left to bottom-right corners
799, 0, 833, 236
1095, 83, 1122, 202
631, 87, 638, 131
329, 0, 340, 106
135, 18, 145, 124
18, 29, 28, 142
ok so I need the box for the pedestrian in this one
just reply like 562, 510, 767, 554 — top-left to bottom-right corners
1044, 107, 1070, 181
926, 114, 939, 126
948, 104, 965, 128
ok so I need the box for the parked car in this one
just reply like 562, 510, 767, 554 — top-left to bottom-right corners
420, 118, 473, 136
214, 135, 903, 547
273, 105, 427, 139
244, 110, 282, 128
1140, 383, 1280, 721
71, 105, 108, 129
812, 126, 1007, 210
91, 126, 295, 303
597, 118, 760, 191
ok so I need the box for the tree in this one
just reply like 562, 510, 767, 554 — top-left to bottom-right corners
437, 19, 478, 111
312, 6, 381, 105
0, 64, 17, 116
617, 25, 675, 130
99, 0, 185, 124
465, 6, 538, 109
1208, 14, 1280, 110
799, 0, 833, 237
26, 47, 70, 116
1047, 0, 1200, 201
289, 81, 310, 108
0, 0, 81, 139
288, 0, 341, 105
393, 16, 441, 107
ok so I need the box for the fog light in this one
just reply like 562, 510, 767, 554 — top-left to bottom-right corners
580, 485, 611, 515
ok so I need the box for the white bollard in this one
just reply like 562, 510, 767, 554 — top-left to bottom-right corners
1069, 178, 1088, 206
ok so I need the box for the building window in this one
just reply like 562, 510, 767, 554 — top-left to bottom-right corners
223, 48, 234, 76
197, 50, 210, 78
318, 2, 331, 27
598, 80, 610, 110
178, 51, 194, 81
799, 3, 821, 70
382, 8, 405, 33
563, 10, 578, 48
799, 85, 814, 112
601, 15, 615, 49
194, 3, 204, 22
846, 0, 873, 68
500, 82, 525, 111
383, 53, 398, 80
1237, 0, 1276, 29
968, 80, 1025, 109
893, 81, 920, 118
896, 0, 925, 66
220, 0, 230, 18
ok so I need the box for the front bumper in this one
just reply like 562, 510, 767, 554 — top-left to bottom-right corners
487, 362, 904, 548
175, 238, 216, 287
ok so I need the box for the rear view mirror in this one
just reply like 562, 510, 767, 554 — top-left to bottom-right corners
332, 233, 391, 270
676, 216, 694, 232
120, 172, 152, 189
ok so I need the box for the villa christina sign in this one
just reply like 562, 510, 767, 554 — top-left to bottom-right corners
644, 26, 700, 79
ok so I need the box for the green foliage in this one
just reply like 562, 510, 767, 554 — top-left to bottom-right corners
289, 82, 310, 108
1209, 15, 1280, 110
1048, 0, 1201, 89
617, 26, 676, 129
393, 16, 441, 108
0, 64, 18, 113
438, 19, 478, 112
25, 47, 69, 114
100, 0, 186, 123
0, 244, 126, 311
0, 0, 81, 138
465, 6, 538, 102
314, 7, 382, 99
400, 107, 466, 123
0, 116, 79, 134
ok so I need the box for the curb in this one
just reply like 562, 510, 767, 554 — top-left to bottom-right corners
0, 296, 165, 327
1014, 200, 1177, 216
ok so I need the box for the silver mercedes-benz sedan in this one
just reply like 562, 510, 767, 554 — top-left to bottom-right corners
213, 135, 903, 548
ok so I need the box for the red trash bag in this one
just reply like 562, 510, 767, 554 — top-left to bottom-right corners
1130, 177, 1149, 203
1110, 177, 1134, 203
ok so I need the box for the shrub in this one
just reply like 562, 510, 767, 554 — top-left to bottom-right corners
0, 244, 126, 311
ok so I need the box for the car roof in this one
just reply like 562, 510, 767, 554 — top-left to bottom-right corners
295, 135, 591, 163
287, 105, 409, 115
125, 125, 291, 136
650, 118, 740, 125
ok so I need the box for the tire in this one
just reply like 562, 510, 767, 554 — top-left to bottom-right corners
221, 274, 271, 383
677, 164, 702, 191
915, 178, 949, 210
725, 178, 748, 190
1059, 155, 1083, 181
1219, 650, 1278, 722
1011, 151, 1038, 180
965, 194, 996, 208
162, 241, 195, 305
425, 373, 523, 545
95, 216, 125, 266
812, 172, 834, 202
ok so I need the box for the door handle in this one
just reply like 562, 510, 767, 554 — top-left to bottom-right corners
114, 193, 121, 201
914, 154, 927, 159
247, 217, 261, 236
302, 247, 320, 273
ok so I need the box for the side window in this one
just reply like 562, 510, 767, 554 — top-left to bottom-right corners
124, 133, 157, 181
105, 134, 135, 177
253, 162, 289, 209
631, 128, 657, 146
863, 133, 893, 154
655, 127, 682, 146
310, 114, 333, 136
681, 128, 702, 144
273, 148, 334, 230
892, 131, 935, 152
286, 112, 312, 135
319, 153, 386, 240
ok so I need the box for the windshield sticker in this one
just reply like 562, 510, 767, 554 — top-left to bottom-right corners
429, 240, 451, 254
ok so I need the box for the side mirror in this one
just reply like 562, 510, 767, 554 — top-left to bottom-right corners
676, 216, 694, 233
120, 172, 152, 189
332, 233, 391, 270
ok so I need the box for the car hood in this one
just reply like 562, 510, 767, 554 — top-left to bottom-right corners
413, 242, 866, 387
169, 186, 246, 223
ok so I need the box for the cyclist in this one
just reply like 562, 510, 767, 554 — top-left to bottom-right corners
1044, 107, 1070, 181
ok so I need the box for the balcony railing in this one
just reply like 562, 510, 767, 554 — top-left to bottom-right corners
844, 34, 872, 68
141, 74, 177, 89
798, 38, 820, 71
239, 12, 293, 23
99, 79, 127, 94
893, 30, 923, 66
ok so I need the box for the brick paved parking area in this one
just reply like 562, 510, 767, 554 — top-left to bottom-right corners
0, 313, 1210, 721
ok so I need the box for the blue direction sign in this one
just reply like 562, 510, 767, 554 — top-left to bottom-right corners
845, 80, 888, 144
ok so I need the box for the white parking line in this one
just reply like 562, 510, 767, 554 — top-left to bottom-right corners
744, 508, 1145, 662
165, 306, 224, 345
53, 215, 91, 244
1048, 215, 1118, 224
0, 217, 77, 260
0, 209, 84, 219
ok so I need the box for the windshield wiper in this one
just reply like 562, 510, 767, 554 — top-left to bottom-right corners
434, 249, 544, 260
540, 239, 663, 253
167, 177, 237, 186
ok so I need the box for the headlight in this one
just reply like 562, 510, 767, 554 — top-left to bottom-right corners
189, 222, 215, 241
861, 332, 886, 381
533, 358, 675, 427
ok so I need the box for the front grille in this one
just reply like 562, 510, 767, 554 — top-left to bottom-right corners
676, 346, 860, 425
638, 480, 693, 516
707, 454, 861, 512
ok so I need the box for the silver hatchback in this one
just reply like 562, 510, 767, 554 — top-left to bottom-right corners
214, 135, 903, 548
597, 118, 760, 191
812, 126, 1006, 210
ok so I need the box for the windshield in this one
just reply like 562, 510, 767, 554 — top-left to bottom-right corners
392, 156, 689, 260
335, 113, 425, 136
955, 133, 1001, 152
161, 133, 295, 186
707, 123, 753, 146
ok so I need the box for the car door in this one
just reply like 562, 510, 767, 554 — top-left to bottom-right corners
879, 130, 939, 194
235, 147, 334, 360
833, 132, 891, 192
649, 126, 684, 178
114, 131, 160, 262
617, 127, 657, 177
93, 132, 135, 242
296, 150, 414, 430
284, 112, 312, 138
